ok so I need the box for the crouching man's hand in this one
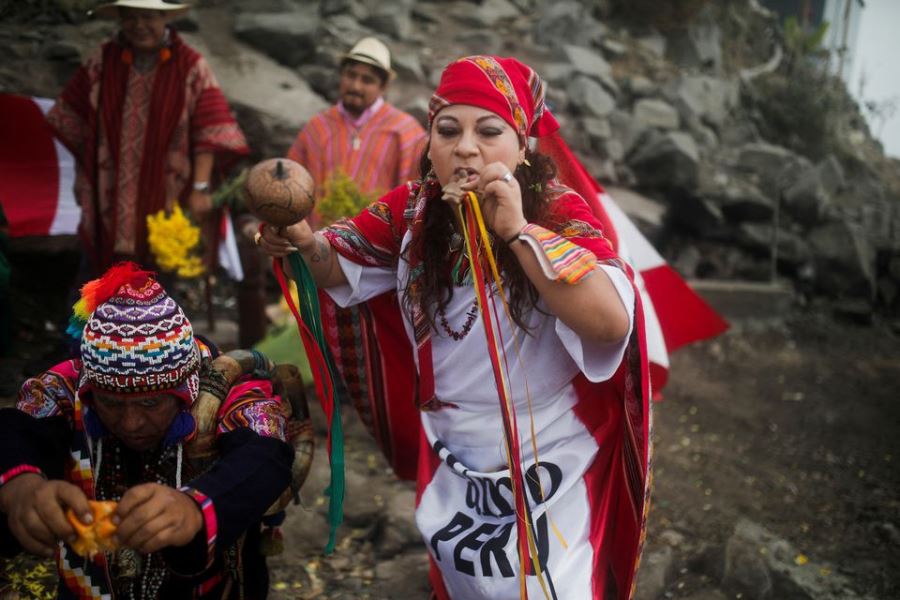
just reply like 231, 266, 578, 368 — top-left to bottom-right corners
115, 483, 203, 554
0, 473, 91, 558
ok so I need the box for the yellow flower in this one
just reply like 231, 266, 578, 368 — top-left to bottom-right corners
146, 204, 205, 279
317, 171, 374, 226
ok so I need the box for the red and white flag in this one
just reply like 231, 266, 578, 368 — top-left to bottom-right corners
541, 134, 728, 394
599, 190, 728, 392
0, 93, 79, 237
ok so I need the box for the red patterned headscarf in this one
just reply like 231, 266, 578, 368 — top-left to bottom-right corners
428, 55, 560, 141
427, 55, 619, 248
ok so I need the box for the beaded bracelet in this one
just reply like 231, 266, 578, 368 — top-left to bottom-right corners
504, 229, 524, 245
0, 465, 42, 486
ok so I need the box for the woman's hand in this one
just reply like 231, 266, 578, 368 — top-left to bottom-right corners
460, 162, 528, 242
441, 170, 469, 207
257, 221, 314, 257
257, 220, 348, 288
0, 474, 92, 557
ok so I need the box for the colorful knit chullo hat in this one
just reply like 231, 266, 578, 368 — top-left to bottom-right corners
70, 262, 200, 408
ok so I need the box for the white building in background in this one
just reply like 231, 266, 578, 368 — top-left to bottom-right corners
762, 0, 899, 158
822, 0, 863, 82
822, 0, 900, 158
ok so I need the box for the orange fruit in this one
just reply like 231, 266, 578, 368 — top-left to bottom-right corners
65, 500, 119, 558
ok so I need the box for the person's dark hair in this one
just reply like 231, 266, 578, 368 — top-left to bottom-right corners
339, 58, 389, 86
406, 146, 557, 332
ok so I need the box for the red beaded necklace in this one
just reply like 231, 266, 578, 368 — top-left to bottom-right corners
438, 298, 479, 341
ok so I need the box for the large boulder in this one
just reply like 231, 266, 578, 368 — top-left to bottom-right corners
562, 44, 613, 79
675, 75, 739, 129
735, 142, 812, 198
697, 171, 775, 223
635, 546, 675, 600
807, 221, 877, 300
182, 32, 328, 149
320, 0, 369, 20
666, 9, 723, 72
627, 130, 700, 190
722, 520, 775, 599
566, 75, 616, 118
452, 0, 521, 28
738, 223, 812, 268
608, 109, 648, 156
362, 2, 414, 40
671, 192, 726, 237
233, 10, 320, 67
722, 519, 878, 600
782, 165, 833, 227
534, 1, 608, 48
632, 98, 680, 130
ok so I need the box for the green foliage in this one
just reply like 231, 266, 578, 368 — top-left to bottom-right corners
751, 67, 847, 161
783, 16, 830, 64
316, 171, 374, 226
211, 169, 249, 212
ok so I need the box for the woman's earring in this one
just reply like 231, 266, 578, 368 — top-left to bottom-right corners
523, 158, 532, 167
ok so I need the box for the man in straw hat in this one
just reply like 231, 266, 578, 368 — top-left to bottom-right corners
281, 37, 427, 480
46, 0, 249, 277
287, 36, 426, 214
0, 263, 295, 599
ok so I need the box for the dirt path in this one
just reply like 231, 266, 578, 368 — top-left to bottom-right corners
260, 310, 900, 599
1, 273, 898, 598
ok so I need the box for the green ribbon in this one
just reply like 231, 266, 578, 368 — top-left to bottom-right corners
288, 253, 345, 554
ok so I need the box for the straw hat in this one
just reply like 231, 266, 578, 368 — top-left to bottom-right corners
341, 37, 396, 80
90, 0, 190, 19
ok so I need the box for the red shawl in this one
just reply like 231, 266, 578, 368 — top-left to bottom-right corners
56, 30, 244, 270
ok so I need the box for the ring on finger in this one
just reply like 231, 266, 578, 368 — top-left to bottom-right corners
500, 171, 514, 184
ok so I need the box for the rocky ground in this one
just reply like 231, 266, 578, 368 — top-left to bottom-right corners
264, 303, 900, 600
1, 1, 899, 598
1, 252, 898, 600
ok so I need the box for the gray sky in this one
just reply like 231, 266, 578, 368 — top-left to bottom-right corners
847, 0, 900, 158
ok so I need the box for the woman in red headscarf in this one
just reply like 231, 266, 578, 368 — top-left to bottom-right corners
260, 56, 651, 600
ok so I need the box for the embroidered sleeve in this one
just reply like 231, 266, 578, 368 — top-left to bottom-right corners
16, 361, 79, 423
518, 223, 598, 284
177, 486, 217, 569
216, 380, 287, 441
189, 58, 249, 156
179, 429, 293, 550
322, 183, 412, 268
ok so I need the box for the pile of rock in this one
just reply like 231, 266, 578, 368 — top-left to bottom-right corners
3, 0, 898, 322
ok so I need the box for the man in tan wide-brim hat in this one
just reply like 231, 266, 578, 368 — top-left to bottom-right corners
90, 0, 189, 20
282, 35, 426, 484
286, 35, 424, 219
45, 0, 248, 288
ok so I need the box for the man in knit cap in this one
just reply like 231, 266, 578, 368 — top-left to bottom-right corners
0, 263, 293, 599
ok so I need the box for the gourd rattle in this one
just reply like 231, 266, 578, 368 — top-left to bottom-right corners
243, 158, 315, 227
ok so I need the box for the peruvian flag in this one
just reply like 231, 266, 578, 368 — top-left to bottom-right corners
0, 93, 244, 281
546, 136, 729, 395
0, 93, 79, 237
599, 190, 728, 392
